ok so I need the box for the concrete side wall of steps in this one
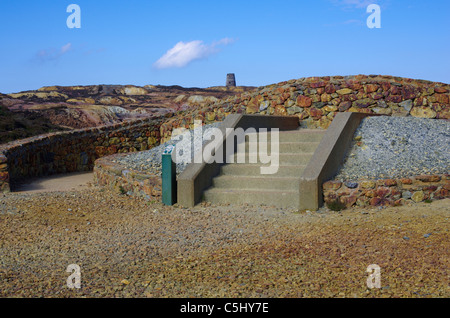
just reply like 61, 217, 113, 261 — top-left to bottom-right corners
299, 112, 376, 211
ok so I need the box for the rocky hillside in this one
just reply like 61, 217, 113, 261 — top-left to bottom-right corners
0, 93, 67, 143
0, 84, 255, 136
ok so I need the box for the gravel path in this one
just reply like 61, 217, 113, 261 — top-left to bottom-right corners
112, 122, 223, 176
335, 117, 450, 181
0, 186, 448, 298
12, 172, 93, 194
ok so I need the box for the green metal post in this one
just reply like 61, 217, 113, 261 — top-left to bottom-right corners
162, 145, 177, 205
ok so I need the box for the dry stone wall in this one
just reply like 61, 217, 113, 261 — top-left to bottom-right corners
160, 75, 449, 142
0, 118, 162, 192
93, 153, 161, 201
323, 174, 450, 209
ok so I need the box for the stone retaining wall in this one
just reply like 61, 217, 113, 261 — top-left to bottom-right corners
323, 174, 450, 209
93, 154, 162, 200
0, 118, 163, 192
159, 75, 449, 141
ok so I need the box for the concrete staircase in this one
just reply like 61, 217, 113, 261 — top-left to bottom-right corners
203, 129, 325, 208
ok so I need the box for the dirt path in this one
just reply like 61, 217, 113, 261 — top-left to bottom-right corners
12, 172, 94, 193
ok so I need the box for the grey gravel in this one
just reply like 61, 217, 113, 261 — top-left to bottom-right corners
335, 116, 450, 181
112, 122, 223, 176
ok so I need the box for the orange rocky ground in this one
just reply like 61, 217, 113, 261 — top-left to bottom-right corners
0, 184, 448, 298
0, 85, 255, 142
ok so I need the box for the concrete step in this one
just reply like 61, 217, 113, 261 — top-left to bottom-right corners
244, 129, 325, 143
203, 188, 299, 208
220, 164, 307, 177
243, 141, 320, 153
212, 175, 299, 191
228, 152, 314, 165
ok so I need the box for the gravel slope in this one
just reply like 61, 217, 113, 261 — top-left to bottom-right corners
336, 117, 449, 181
112, 122, 222, 176
0, 186, 448, 298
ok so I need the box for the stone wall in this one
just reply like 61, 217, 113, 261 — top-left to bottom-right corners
160, 75, 449, 137
93, 154, 162, 200
0, 154, 8, 192
323, 174, 450, 209
0, 118, 162, 192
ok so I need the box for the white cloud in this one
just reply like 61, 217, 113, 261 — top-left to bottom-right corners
154, 38, 235, 69
35, 43, 73, 62
60, 43, 72, 54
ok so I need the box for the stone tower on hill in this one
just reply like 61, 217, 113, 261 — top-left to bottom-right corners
226, 73, 236, 87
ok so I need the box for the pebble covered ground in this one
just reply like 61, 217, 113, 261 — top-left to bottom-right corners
0, 186, 448, 298
111, 122, 222, 176
336, 117, 450, 181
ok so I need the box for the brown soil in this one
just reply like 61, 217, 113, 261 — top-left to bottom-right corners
0, 186, 448, 298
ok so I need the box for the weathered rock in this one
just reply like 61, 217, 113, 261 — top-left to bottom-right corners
399, 100, 413, 112
287, 106, 303, 114
372, 107, 392, 115
434, 94, 449, 104
323, 105, 338, 112
353, 98, 375, 108
325, 84, 337, 94
318, 117, 332, 129
312, 102, 326, 109
384, 179, 397, 187
411, 191, 425, 202
434, 87, 448, 93
386, 95, 402, 103
321, 93, 332, 103
360, 181, 376, 189
410, 107, 437, 118
296, 95, 312, 107
340, 195, 357, 208
309, 108, 323, 119
259, 100, 270, 112
365, 84, 379, 93
402, 191, 412, 200
274, 105, 287, 116
416, 175, 441, 182
336, 88, 352, 95
338, 101, 352, 112
323, 181, 342, 191
345, 182, 358, 189
400, 178, 413, 185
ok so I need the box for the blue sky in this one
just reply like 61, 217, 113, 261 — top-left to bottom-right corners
0, 0, 449, 93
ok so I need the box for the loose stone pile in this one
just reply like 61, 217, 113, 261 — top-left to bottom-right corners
111, 122, 223, 176
335, 116, 449, 180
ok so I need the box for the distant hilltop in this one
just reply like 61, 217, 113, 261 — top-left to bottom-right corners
0, 84, 256, 143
